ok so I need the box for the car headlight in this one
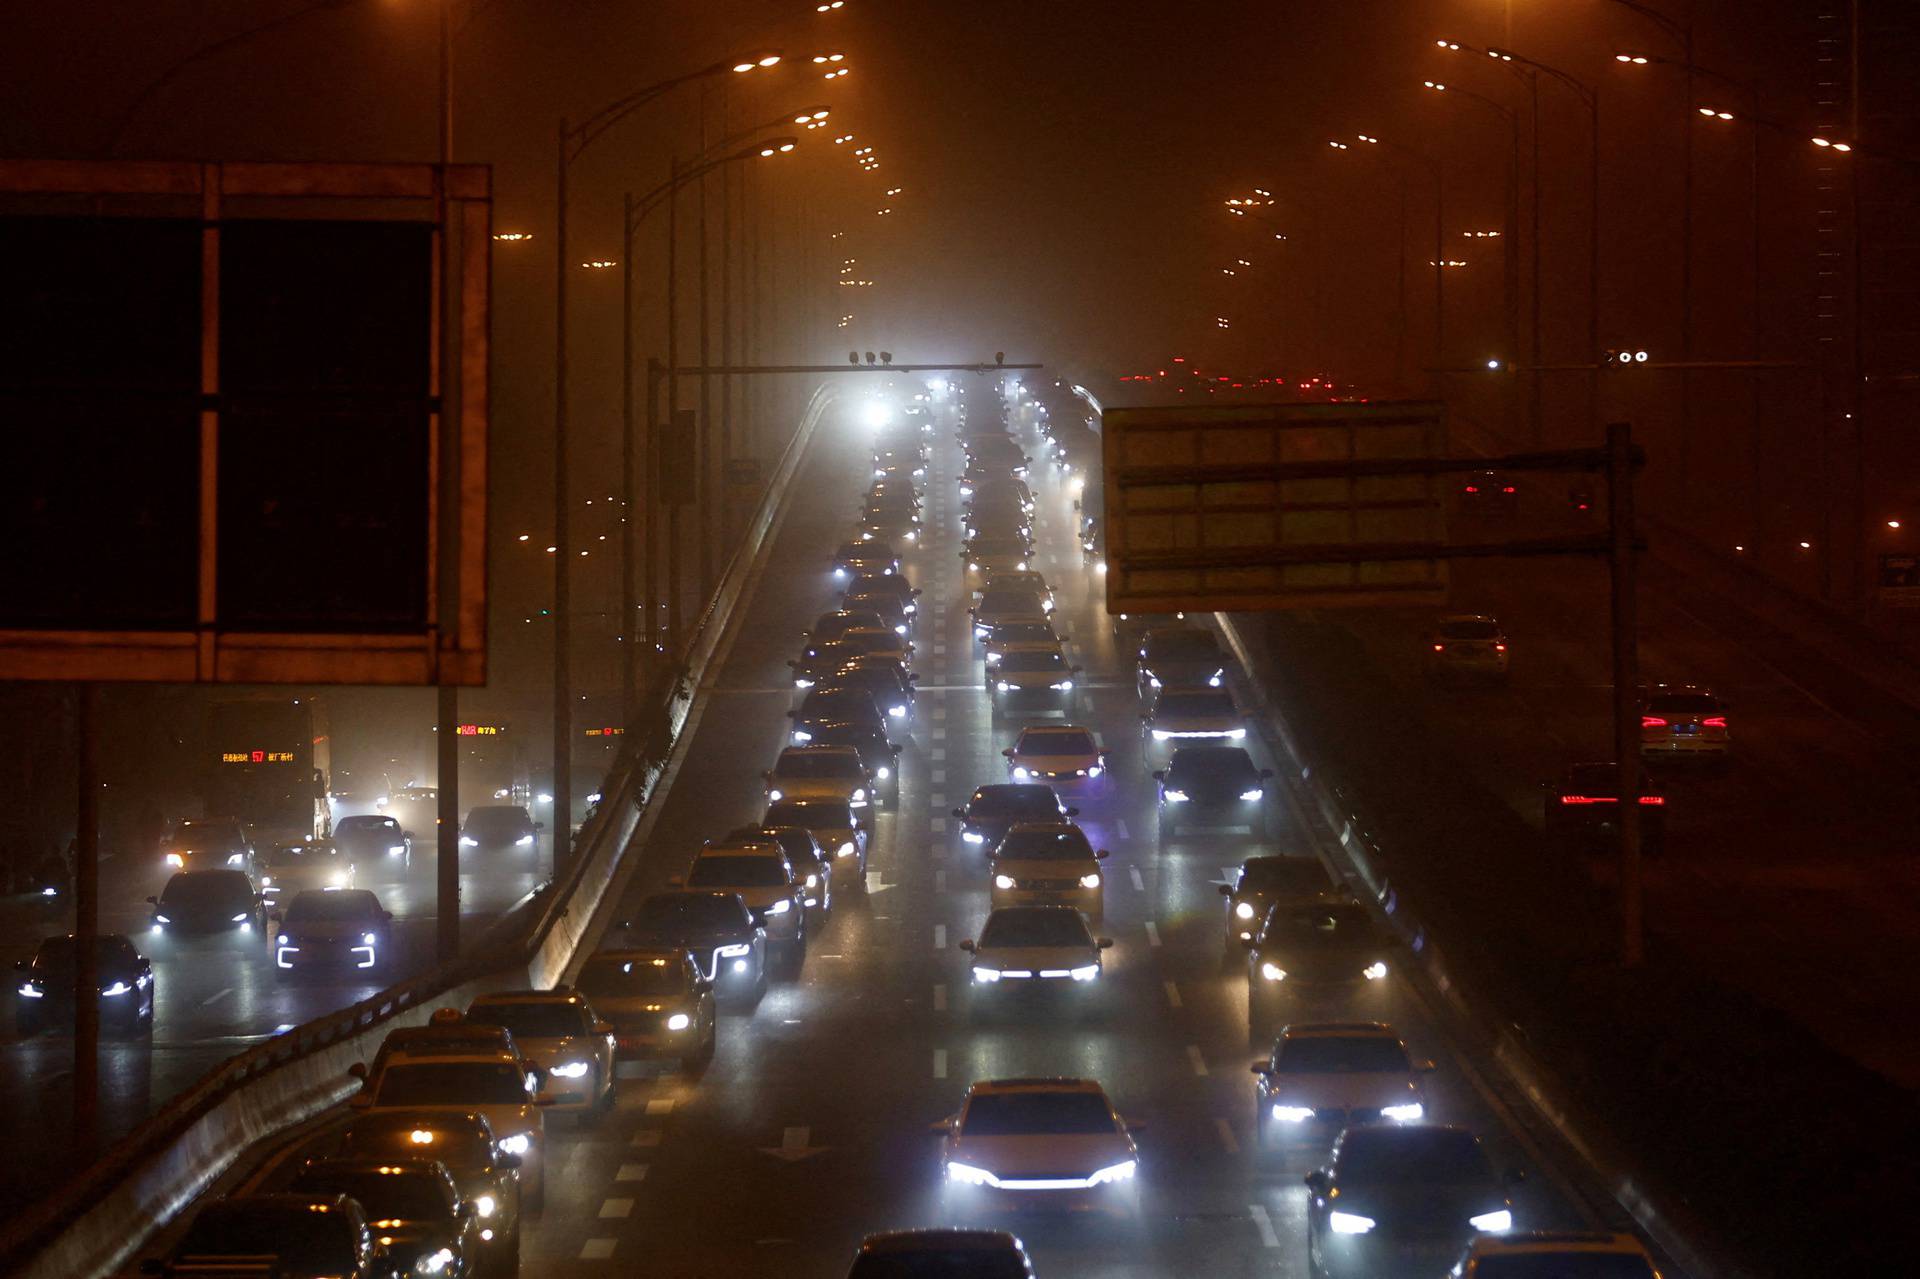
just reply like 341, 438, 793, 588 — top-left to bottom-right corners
277, 933, 290, 945
359, 932, 377, 945
996, 681, 1012, 692
227, 853, 244, 866
837, 841, 855, 858
1017, 560, 1028, 570
666, 1013, 692, 1032
1050, 680, 1075, 691
994, 874, 1016, 889
1382, 1103, 1425, 1122
962, 830, 984, 844
1234, 901, 1256, 920
1163, 789, 1188, 802
260, 875, 273, 887
791, 730, 813, 743
1151, 729, 1172, 741
895, 624, 908, 634
1087, 764, 1103, 777
986, 652, 1001, 665
416, 1245, 457, 1275
968, 560, 979, 570
1069, 964, 1099, 982
100, 980, 131, 997
1271, 1105, 1315, 1123
1228, 727, 1247, 739
230, 912, 250, 923
497, 1133, 531, 1156
851, 788, 867, 802
388, 844, 406, 856
833, 567, 849, 578
1363, 961, 1389, 981
971, 966, 1002, 983
153, 914, 170, 925
767, 788, 783, 801
1078, 873, 1101, 889
1469, 1209, 1513, 1233
946, 1161, 998, 1186
1011, 766, 1030, 780
17, 983, 43, 998
550, 1060, 592, 1078
793, 678, 814, 689
165, 852, 184, 868
876, 766, 891, 780
1260, 963, 1287, 982
1088, 1159, 1137, 1185
717, 942, 752, 957
516, 834, 535, 847
767, 899, 791, 914
459, 836, 478, 847
473, 1194, 496, 1218
1240, 788, 1264, 801
1329, 1211, 1376, 1235
888, 704, 906, 717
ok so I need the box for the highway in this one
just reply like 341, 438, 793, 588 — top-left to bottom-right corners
161, 381, 1635, 1277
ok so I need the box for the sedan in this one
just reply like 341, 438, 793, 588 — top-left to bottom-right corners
620, 891, 767, 1004
331, 813, 413, 865
727, 824, 834, 915
990, 649, 1081, 713
833, 540, 900, 580
14, 933, 154, 1038
937, 1078, 1140, 1219
953, 784, 1076, 849
1639, 684, 1730, 764
789, 687, 887, 745
459, 805, 539, 851
844, 572, 920, 617
1246, 898, 1394, 1046
848, 1230, 1035, 1279
1003, 725, 1105, 786
1306, 1124, 1520, 1278
288, 1158, 477, 1279
1426, 614, 1509, 683
1219, 855, 1341, 954
574, 948, 717, 1072
798, 719, 901, 806
257, 840, 355, 906
764, 745, 873, 810
677, 840, 808, 973
815, 659, 915, 724
1156, 745, 1274, 840
970, 586, 1050, 644
271, 888, 393, 973
467, 989, 618, 1114
983, 620, 1061, 669
960, 905, 1111, 1001
987, 822, 1108, 919
1251, 1021, 1432, 1148
1142, 686, 1249, 749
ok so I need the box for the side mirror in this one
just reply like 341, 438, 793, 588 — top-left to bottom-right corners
402, 829, 414, 839
499, 1152, 524, 1170
1250, 1063, 1272, 1076
594, 1021, 614, 1035
785, 659, 796, 668
1095, 848, 1110, 860
786, 710, 797, 718
1218, 884, 1233, 896
912, 588, 923, 596
928, 1117, 954, 1135
909, 673, 919, 682
1304, 1171, 1330, 1196
347, 1062, 368, 1080
145, 895, 157, 905
957, 940, 975, 953
761, 770, 772, 780
951, 808, 966, 819
1151, 770, 1165, 781
1072, 665, 1083, 673
1097, 938, 1114, 950
533, 821, 546, 831
1065, 806, 1080, 817
1001, 748, 1013, 757
381, 910, 394, 922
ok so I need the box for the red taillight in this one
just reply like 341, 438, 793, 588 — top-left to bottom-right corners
1639, 795, 1665, 805
1641, 716, 1667, 729
1559, 795, 1609, 805
1464, 485, 1480, 494
1501, 485, 1516, 494
1701, 715, 1727, 728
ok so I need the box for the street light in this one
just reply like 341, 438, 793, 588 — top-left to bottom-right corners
1331, 131, 1445, 384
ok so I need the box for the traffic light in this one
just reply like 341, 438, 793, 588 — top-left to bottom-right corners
1603, 348, 1650, 368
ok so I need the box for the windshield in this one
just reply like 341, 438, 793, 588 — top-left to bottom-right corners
336, 816, 400, 835
970, 787, 1059, 818
1021, 730, 1094, 755
996, 828, 1093, 860
159, 871, 253, 908
578, 955, 689, 999
468, 1002, 593, 1040
178, 1206, 356, 1269
1438, 619, 1500, 640
1473, 1259, 1657, 1279
961, 1092, 1115, 1137
1646, 693, 1720, 714
994, 623, 1056, 646
30, 936, 136, 972
848, 1253, 1030, 1279
1000, 651, 1066, 673
1279, 1036, 1411, 1073
1170, 748, 1257, 781
465, 807, 530, 832
1156, 691, 1236, 717
629, 893, 748, 930
766, 800, 851, 829
264, 844, 340, 868
1145, 631, 1221, 662
775, 752, 864, 779
800, 689, 878, 719
977, 589, 1042, 614
293, 1171, 449, 1222
844, 594, 903, 617
687, 855, 789, 888
978, 909, 1092, 949
285, 890, 380, 923
1337, 1128, 1492, 1183
374, 1061, 530, 1107
1262, 903, 1380, 946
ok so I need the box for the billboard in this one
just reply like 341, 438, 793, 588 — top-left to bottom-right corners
0, 159, 490, 685
1102, 401, 1449, 612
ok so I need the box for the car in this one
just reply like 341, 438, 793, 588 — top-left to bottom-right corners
14, 933, 154, 1038
764, 745, 874, 811
830, 626, 913, 667
964, 507, 1035, 547
459, 804, 539, 851
1109, 609, 1185, 643
726, 824, 834, 914
332, 813, 414, 865
144, 1194, 380, 1279
1080, 514, 1101, 559
1427, 615, 1510, 683
1220, 855, 1341, 953
789, 686, 887, 744
350, 1049, 550, 1211
1156, 745, 1274, 840
1137, 626, 1229, 694
619, 891, 768, 1003
336, 1109, 523, 1262
789, 639, 879, 689
807, 608, 889, 645
937, 1078, 1140, 1219
1251, 1022, 1433, 1148
370, 1011, 531, 1078
1246, 898, 1394, 1045
799, 719, 901, 806
1142, 686, 1249, 748
815, 658, 916, 723
970, 586, 1050, 644
271, 888, 392, 973
960, 905, 1111, 1000
872, 447, 927, 476
258, 839, 357, 905
844, 572, 920, 617
467, 989, 618, 1114
966, 476, 1032, 510
288, 1157, 479, 1279
983, 569, 1052, 611
833, 539, 900, 580
677, 839, 808, 973
160, 817, 255, 874
574, 948, 718, 1072
859, 508, 922, 546
1639, 684, 1729, 764
988, 822, 1109, 918
1451, 1231, 1659, 1278
954, 784, 1076, 849
983, 620, 1061, 669
1458, 470, 1518, 514
147, 868, 264, 936
1542, 764, 1666, 853
1003, 726, 1105, 786
842, 589, 914, 637
765, 796, 866, 874
847, 1229, 1036, 1279
1305, 1124, 1520, 1279
962, 536, 1032, 585
990, 648, 1082, 713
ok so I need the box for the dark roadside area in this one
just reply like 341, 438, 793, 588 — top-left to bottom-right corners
1244, 611, 1920, 1276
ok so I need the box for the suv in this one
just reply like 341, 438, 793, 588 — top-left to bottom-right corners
459, 804, 539, 851
1543, 764, 1665, 853
467, 989, 618, 1115
1251, 1021, 1432, 1148
678, 840, 808, 974
1136, 626, 1227, 694
258, 840, 355, 904
1427, 615, 1509, 683
14, 933, 154, 1038
332, 813, 413, 865
161, 817, 254, 875
148, 869, 264, 937
1639, 684, 1729, 764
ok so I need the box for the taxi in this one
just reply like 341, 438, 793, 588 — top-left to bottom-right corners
1002, 726, 1105, 787
987, 822, 1108, 919
466, 989, 618, 1116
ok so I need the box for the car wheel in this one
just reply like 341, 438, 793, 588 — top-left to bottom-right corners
783, 931, 808, 979
684, 1025, 717, 1075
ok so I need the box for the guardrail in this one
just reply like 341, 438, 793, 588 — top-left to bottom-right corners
0, 385, 839, 1279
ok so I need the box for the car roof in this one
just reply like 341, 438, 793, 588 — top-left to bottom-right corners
777, 745, 862, 761
347, 1107, 494, 1133
1281, 1020, 1399, 1041
1001, 820, 1081, 837
469, 989, 589, 1009
967, 1076, 1107, 1096
588, 946, 693, 965
858, 1229, 1026, 1255
1436, 613, 1499, 625
1016, 726, 1096, 743
698, 839, 784, 857
380, 1048, 525, 1069
1464, 1231, 1653, 1256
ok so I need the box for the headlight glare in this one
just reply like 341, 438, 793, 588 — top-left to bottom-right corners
1382, 1102, 1425, 1122
1363, 961, 1389, 981
1329, 1211, 1376, 1235
1234, 901, 1255, 920
1078, 873, 1101, 889
1260, 962, 1287, 982
993, 874, 1016, 889
1470, 1209, 1513, 1233
1271, 1105, 1314, 1123
666, 1013, 692, 1032
1088, 1159, 1137, 1185
497, 1133, 531, 1156
550, 1060, 591, 1078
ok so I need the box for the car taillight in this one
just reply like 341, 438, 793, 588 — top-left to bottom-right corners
1559, 795, 1607, 804
1639, 795, 1665, 805
1640, 716, 1667, 729
1494, 643, 1507, 652
1701, 715, 1726, 728
1464, 485, 1480, 494
1501, 485, 1516, 494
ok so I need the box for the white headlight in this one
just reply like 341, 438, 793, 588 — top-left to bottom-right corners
946, 1161, 997, 1186
1011, 766, 1030, 780
767, 788, 783, 801
1228, 728, 1247, 739
962, 831, 984, 844
1329, 1211, 1376, 1234
1240, 788, 1264, 801
852, 788, 867, 801
1088, 1159, 1136, 1185
1235, 901, 1255, 920
837, 841, 855, 858
515, 834, 535, 847
717, 942, 752, 957
1163, 789, 1188, 802
101, 981, 132, 997
767, 899, 791, 914
1382, 1103, 1425, 1122
1260, 963, 1287, 982
474, 1194, 497, 1218
550, 1060, 592, 1077
971, 966, 1001, 983
1271, 1105, 1315, 1123
1470, 1210, 1513, 1233
388, 844, 406, 856
17, 983, 42, 998
1050, 680, 1074, 691
1087, 764, 1103, 777
888, 705, 906, 717
497, 1133, 530, 1156
666, 1013, 692, 1032
362, 932, 377, 945
459, 836, 478, 847
1069, 964, 1099, 981
792, 731, 812, 743
876, 767, 890, 780
230, 912, 250, 922
1078, 873, 1101, 889
1363, 961, 1389, 981
996, 681, 1012, 692
1152, 729, 1172, 741
994, 874, 1016, 889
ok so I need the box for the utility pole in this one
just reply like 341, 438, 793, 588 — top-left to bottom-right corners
1607, 422, 1644, 967
435, 0, 461, 959
72, 683, 100, 1156
551, 115, 572, 852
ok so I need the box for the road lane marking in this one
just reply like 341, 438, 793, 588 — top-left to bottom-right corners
933, 1048, 948, 1078
201, 987, 233, 1007
616, 1163, 649, 1182
935, 869, 947, 893
930, 817, 946, 834
934, 924, 947, 949
598, 1199, 633, 1219
933, 983, 947, 1012
932, 707, 946, 720
1187, 1045, 1209, 1076
580, 1238, 617, 1259
629, 1130, 661, 1148
1215, 1118, 1240, 1153
1145, 921, 1162, 947
1129, 866, 1145, 891
1117, 819, 1131, 839
645, 1098, 674, 1115
931, 747, 946, 761
932, 768, 946, 783
931, 793, 945, 808
1164, 980, 1182, 1008
1249, 1203, 1279, 1248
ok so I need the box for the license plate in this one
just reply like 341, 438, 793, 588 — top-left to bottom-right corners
1675, 724, 1699, 735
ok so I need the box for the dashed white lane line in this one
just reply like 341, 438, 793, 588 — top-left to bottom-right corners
616, 1163, 649, 1182
933, 1048, 948, 1078
1187, 1045, 1209, 1077
930, 817, 946, 834
1144, 921, 1162, 947
645, 1098, 675, 1115
1116, 819, 1131, 840
935, 869, 947, 893
1249, 1203, 1279, 1247
931, 747, 946, 761
1215, 1118, 1240, 1154
201, 987, 233, 1007
629, 1130, 661, 1148
1164, 980, 1182, 1008
598, 1199, 633, 1219
934, 923, 947, 949
931, 793, 946, 808
1129, 866, 1145, 891
580, 1238, 617, 1259
932, 707, 947, 720
932, 768, 946, 783
933, 984, 947, 1012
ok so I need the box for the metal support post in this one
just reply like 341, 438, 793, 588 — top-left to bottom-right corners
1607, 422, 1644, 967
73, 682, 100, 1154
